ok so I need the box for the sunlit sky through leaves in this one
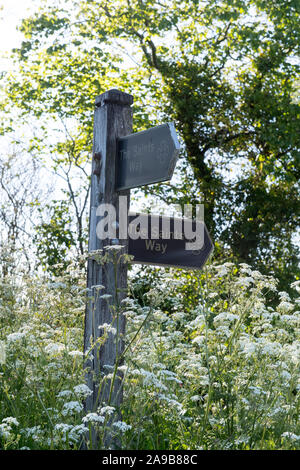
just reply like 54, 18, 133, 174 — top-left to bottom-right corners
0, 0, 34, 72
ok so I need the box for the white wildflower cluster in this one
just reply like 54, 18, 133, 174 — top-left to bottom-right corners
48, 282, 67, 289
190, 395, 201, 402
44, 342, 66, 356
82, 413, 105, 425
171, 311, 186, 322
208, 292, 218, 299
277, 301, 294, 313
188, 314, 205, 330
122, 261, 300, 448
281, 432, 300, 441
157, 393, 185, 414
235, 277, 255, 287
6, 332, 26, 342
61, 401, 83, 416
73, 384, 93, 399
88, 249, 103, 263
191, 335, 205, 346
291, 280, 300, 294
100, 294, 113, 300
2, 417, 19, 426
213, 311, 239, 326
54, 423, 88, 444
130, 368, 168, 392
98, 405, 116, 416
112, 421, 132, 432
22, 426, 44, 442
81, 406, 120, 431
156, 368, 182, 384
214, 264, 229, 277
0, 417, 19, 440
98, 323, 117, 335
68, 350, 83, 358
57, 389, 73, 399
239, 263, 253, 275
91, 284, 105, 291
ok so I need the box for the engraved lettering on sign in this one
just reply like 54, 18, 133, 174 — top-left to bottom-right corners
116, 123, 180, 191
145, 240, 167, 254
129, 160, 142, 174
120, 149, 129, 161
156, 140, 169, 163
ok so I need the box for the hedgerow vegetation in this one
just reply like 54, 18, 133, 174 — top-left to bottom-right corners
0, 250, 299, 450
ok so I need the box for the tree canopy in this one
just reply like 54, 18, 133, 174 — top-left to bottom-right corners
1, 0, 300, 287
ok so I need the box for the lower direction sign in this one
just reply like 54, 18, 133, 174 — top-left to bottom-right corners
127, 213, 213, 270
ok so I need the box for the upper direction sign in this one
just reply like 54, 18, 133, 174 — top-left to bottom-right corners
116, 123, 180, 191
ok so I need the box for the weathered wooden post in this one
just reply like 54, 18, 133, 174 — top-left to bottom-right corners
84, 89, 133, 441
82, 90, 211, 449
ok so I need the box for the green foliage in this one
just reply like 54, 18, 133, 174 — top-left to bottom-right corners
1, 0, 299, 285
34, 199, 77, 276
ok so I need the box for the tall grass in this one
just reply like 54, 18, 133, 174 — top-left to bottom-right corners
0, 251, 299, 449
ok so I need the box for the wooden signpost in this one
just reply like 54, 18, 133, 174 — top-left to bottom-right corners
84, 89, 213, 446
84, 90, 133, 435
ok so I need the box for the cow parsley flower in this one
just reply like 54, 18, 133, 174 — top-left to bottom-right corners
0, 423, 12, 439
7, 332, 26, 342
73, 384, 93, 399
100, 294, 112, 300
91, 284, 105, 290
291, 280, 300, 294
208, 292, 218, 299
214, 264, 228, 277
98, 323, 117, 335
281, 432, 300, 441
2, 417, 19, 426
192, 335, 205, 345
61, 401, 83, 416
22, 426, 44, 442
45, 342, 65, 356
99, 406, 115, 416
82, 413, 105, 424
57, 390, 72, 399
54, 423, 88, 443
190, 395, 201, 402
213, 312, 239, 326
278, 301, 294, 313
112, 421, 132, 432
69, 350, 83, 358
48, 282, 66, 289
235, 277, 254, 287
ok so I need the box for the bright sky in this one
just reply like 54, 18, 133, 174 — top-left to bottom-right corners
0, 0, 172, 216
0, 0, 33, 70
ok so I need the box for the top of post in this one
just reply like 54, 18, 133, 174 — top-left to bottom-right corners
95, 89, 134, 107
